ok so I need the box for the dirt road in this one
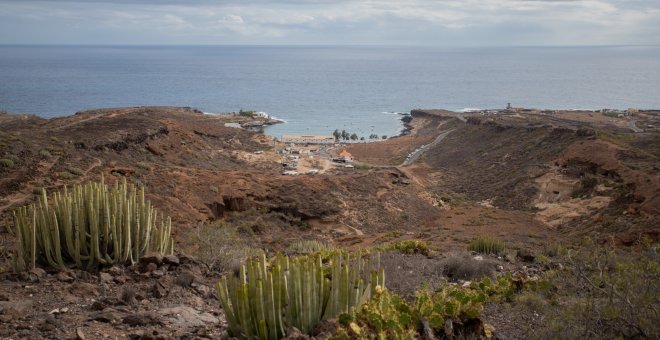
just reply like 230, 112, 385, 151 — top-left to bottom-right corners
401, 129, 454, 166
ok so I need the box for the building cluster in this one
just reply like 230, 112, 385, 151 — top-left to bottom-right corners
281, 134, 335, 144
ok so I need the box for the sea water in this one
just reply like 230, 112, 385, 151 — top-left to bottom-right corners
1, 45, 659, 138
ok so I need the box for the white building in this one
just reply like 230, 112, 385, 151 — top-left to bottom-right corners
281, 134, 335, 144
224, 123, 242, 129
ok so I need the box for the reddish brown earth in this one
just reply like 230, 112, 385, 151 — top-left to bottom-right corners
1, 106, 658, 339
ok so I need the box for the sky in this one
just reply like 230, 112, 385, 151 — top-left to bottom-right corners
0, 0, 659, 46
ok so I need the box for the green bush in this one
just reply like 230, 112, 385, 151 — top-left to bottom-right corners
57, 171, 75, 180
67, 167, 85, 176
467, 236, 505, 255
9, 177, 174, 271
0, 158, 14, 168
388, 239, 432, 256
217, 251, 385, 339
335, 276, 512, 339
39, 150, 52, 158
337, 288, 419, 339
6, 154, 20, 164
136, 161, 153, 170
542, 242, 566, 257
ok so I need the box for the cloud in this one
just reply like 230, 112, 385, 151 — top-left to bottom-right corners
0, 0, 658, 45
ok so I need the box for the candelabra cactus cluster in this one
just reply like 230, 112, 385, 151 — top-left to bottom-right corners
217, 251, 385, 339
8, 176, 174, 271
284, 239, 331, 255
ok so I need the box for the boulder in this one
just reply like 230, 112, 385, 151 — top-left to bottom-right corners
163, 255, 180, 266
122, 312, 162, 327
139, 253, 164, 266
99, 272, 113, 283
56, 271, 75, 283
516, 249, 536, 262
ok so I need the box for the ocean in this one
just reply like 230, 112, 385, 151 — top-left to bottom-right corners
1, 45, 659, 138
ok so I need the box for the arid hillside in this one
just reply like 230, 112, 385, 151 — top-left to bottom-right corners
1, 106, 658, 339
0, 107, 438, 250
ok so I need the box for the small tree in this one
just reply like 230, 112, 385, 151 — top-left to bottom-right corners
360, 137, 365, 141
341, 130, 349, 141
382, 135, 388, 140
332, 129, 341, 141
350, 133, 358, 141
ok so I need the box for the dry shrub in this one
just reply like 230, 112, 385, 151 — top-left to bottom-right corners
190, 222, 261, 273
378, 251, 444, 300
539, 240, 659, 339
120, 285, 137, 305
442, 253, 495, 281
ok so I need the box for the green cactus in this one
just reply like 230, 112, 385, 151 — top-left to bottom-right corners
285, 239, 332, 255
467, 236, 505, 255
10, 176, 174, 271
217, 251, 385, 339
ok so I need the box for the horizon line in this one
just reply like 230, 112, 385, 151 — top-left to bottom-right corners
1, 43, 659, 49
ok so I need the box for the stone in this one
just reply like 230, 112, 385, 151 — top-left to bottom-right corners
158, 306, 218, 327
99, 272, 113, 283
473, 255, 484, 261
178, 253, 196, 264
108, 266, 123, 276
39, 314, 63, 332
163, 255, 180, 266
89, 309, 122, 323
143, 262, 158, 273
122, 312, 162, 327
153, 278, 170, 298
56, 271, 75, 283
174, 271, 194, 287
76, 327, 86, 340
90, 300, 108, 311
114, 275, 129, 284
29, 267, 47, 279
139, 253, 164, 266
194, 284, 211, 298
444, 319, 454, 338
151, 270, 164, 278
516, 249, 536, 262
0, 299, 33, 320
70, 282, 100, 297
282, 327, 310, 340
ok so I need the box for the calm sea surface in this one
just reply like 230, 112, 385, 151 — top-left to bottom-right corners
1, 45, 659, 137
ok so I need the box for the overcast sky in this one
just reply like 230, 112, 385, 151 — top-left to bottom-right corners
1, 0, 659, 46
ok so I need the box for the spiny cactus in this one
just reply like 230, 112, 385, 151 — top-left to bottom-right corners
10, 176, 174, 271
467, 236, 505, 255
285, 239, 332, 255
217, 251, 385, 339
